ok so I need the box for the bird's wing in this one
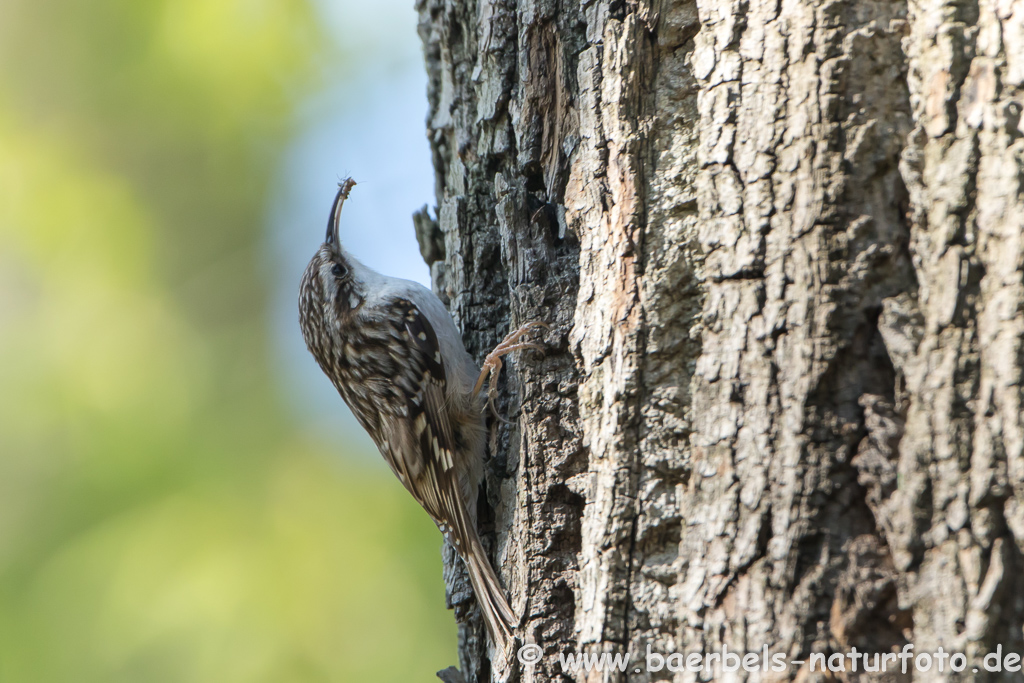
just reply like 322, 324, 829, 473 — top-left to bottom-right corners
377, 297, 515, 646
378, 298, 471, 545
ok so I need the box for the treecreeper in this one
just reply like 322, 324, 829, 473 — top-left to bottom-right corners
297, 178, 544, 656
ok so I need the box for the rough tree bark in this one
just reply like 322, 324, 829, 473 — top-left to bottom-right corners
414, 0, 1024, 681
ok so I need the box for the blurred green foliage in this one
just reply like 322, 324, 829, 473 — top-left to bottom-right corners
0, 1, 456, 680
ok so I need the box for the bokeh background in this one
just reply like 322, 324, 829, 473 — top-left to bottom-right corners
0, 0, 455, 681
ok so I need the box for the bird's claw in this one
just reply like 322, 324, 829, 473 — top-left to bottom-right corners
472, 321, 548, 412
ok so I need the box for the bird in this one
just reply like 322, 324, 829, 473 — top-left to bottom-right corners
297, 178, 544, 650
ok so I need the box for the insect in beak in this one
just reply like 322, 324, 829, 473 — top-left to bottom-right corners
325, 178, 357, 246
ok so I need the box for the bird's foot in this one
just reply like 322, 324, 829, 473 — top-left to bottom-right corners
472, 322, 548, 418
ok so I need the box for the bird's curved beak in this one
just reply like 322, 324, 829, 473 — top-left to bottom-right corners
326, 178, 356, 246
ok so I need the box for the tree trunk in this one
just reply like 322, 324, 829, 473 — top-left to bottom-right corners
415, 0, 1024, 681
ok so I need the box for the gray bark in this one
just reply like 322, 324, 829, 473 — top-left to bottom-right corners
415, 0, 1024, 681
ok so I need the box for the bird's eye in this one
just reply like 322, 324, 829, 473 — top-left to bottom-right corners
331, 263, 347, 278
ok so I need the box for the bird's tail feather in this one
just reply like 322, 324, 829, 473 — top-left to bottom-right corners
464, 531, 515, 649
444, 472, 515, 650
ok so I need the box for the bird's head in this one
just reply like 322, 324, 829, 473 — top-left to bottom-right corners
298, 178, 366, 363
